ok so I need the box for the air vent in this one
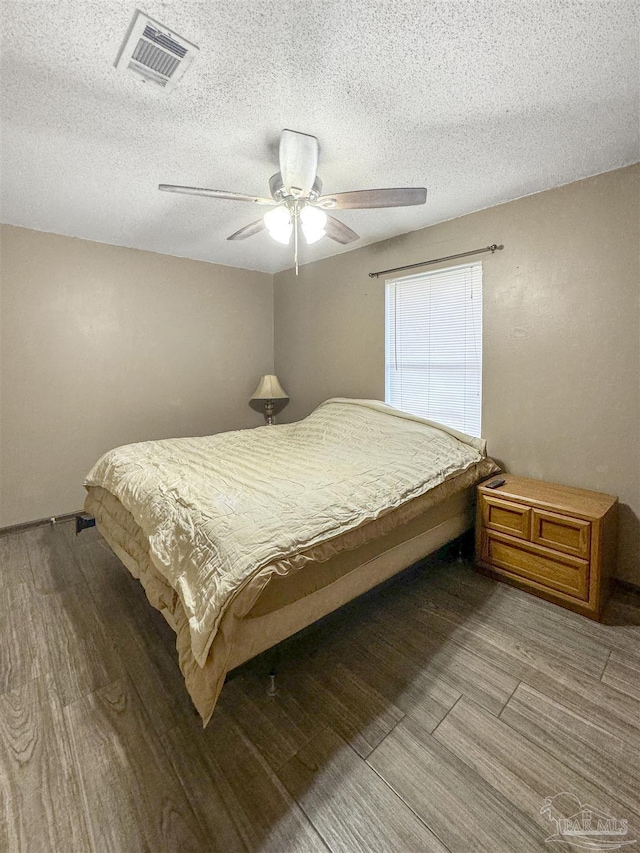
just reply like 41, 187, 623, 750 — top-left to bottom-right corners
115, 10, 198, 92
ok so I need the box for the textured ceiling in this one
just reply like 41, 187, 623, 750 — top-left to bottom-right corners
1, 1, 638, 274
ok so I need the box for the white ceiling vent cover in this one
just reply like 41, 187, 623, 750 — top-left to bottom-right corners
115, 10, 198, 92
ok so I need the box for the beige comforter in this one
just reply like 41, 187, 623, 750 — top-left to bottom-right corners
85, 399, 487, 670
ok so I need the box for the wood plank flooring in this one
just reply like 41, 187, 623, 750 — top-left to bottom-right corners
1, 521, 639, 852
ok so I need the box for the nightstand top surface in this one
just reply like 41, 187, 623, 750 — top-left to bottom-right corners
478, 474, 617, 520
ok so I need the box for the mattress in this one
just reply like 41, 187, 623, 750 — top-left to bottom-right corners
249, 478, 478, 616
225, 486, 479, 670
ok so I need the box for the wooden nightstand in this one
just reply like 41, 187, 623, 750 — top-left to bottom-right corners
475, 475, 618, 620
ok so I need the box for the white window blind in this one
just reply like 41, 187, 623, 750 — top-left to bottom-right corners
385, 262, 483, 437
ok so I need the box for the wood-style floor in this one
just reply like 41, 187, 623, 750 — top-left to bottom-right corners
1, 521, 639, 852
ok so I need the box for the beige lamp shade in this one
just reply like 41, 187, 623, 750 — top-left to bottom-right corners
250, 374, 289, 401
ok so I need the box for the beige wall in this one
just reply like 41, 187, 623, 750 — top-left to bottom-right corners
274, 165, 640, 583
2, 167, 638, 581
0, 225, 273, 526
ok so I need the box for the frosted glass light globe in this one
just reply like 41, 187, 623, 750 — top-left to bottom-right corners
300, 205, 327, 244
264, 206, 292, 244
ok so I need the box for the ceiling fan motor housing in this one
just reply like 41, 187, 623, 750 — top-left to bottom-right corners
269, 173, 323, 204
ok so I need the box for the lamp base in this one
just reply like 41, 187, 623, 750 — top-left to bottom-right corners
264, 399, 275, 425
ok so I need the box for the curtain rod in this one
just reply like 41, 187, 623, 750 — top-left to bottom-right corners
368, 243, 504, 278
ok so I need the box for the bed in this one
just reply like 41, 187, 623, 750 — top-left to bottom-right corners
84, 398, 499, 724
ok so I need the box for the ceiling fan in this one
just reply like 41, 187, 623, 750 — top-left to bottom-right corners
159, 129, 427, 274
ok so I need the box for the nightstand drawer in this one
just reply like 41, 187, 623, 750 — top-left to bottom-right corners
481, 531, 589, 600
531, 509, 591, 558
481, 495, 532, 540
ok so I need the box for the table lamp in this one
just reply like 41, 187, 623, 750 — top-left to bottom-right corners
250, 374, 289, 425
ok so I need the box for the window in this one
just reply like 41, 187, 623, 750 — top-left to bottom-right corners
385, 262, 482, 437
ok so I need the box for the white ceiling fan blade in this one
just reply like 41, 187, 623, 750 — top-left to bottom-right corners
159, 185, 276, 205
227, 219, 266, 241
318, 187, 427, 210
324, 214, 359, 244
279, 130, 319, 197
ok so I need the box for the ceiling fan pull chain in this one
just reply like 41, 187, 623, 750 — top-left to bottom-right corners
294, 202, 299, 276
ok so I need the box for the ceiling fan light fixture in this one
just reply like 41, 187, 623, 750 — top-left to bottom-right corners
159, 130, 427, 273
300, 205, 327, 244
264, 205, 292, 244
